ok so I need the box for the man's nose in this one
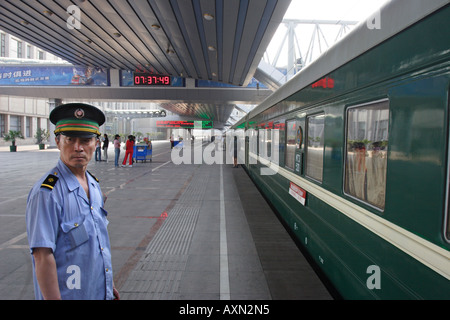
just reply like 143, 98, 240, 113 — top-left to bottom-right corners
73, 139, 84, 151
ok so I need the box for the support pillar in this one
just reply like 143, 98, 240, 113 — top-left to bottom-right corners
48, 98, 62, 148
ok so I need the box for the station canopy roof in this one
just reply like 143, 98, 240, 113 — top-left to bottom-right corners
0, 0, 291, 128
0, 0, 290, 87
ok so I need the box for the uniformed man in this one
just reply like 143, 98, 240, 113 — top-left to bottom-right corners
26, 103, 119, 300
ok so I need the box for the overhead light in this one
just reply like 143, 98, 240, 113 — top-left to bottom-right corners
20, 20, 29, 25
151, 24, 161, 30
43, 10, 54, 16
203, 13, 214, 21
113, 32, 121, 38
208, 46, 216, 51
166, 49, 175, 54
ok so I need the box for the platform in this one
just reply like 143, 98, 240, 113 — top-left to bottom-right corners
0, 141, 333, 300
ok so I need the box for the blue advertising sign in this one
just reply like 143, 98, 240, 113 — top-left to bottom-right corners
0, 65, 109, 86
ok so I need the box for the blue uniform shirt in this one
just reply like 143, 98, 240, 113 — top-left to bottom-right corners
26, 159, 114, 300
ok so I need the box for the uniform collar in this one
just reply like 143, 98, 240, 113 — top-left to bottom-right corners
56, 159, 96, 192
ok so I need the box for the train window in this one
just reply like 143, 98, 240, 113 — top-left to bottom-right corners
306, 114, 325, 182
258, 128, 272, 160
447, 91, 450, 242
258, 129, 265, 157
248, 128, 258, 155
344, 100, 389, 210
256, 129, 260, 155
275, 123, 285, 167
267, 129, 272, 158
286, 120, 299, 170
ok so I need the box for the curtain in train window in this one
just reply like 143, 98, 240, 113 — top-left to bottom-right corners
306, 114, 325, 182
344, 100, 389, 210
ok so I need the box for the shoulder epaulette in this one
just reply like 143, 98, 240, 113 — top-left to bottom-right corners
87, 170, 100, 183
41, 174, 59, 190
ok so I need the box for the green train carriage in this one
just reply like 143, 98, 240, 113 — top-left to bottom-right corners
233, 0, 450, 299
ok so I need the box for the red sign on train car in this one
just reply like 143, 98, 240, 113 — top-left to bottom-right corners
311, 77, 335, 89
289, 182, 306, 206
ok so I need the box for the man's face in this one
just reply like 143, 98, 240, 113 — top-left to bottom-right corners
56, 135, 96, 170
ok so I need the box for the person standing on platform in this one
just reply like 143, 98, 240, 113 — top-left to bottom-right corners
121, 135, 134, 167
102, 134, 109, 163
233, 135, 239, 168
26, 103, 119, 300
95, 137, 101, 161
113, 134, 120, 167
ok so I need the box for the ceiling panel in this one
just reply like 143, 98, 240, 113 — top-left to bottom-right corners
0, 0, 291, 125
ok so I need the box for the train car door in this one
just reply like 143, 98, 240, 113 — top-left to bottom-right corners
295, 116, 306, 175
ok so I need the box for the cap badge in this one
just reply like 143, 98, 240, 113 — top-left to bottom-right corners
74, 108, 85, 119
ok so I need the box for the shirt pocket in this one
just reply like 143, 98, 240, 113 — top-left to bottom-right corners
100, 207, 110, 226
61, 216, 89, 250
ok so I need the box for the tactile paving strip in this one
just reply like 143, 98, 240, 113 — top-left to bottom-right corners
119, 169, 208, 299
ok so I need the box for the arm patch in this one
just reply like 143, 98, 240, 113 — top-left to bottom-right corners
41, 174, 59, 190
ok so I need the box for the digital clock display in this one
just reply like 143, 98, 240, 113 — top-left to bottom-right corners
134, 73, 172, 86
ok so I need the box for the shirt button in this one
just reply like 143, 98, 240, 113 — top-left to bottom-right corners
106, 268, 109, 272
74, 223, 79, 227
91, 206, 94, 210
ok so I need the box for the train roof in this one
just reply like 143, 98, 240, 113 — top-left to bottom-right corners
235, 0, 449, 128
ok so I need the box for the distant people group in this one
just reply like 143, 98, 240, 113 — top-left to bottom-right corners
95, 133, 110, 162
96, 134, 155, 168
